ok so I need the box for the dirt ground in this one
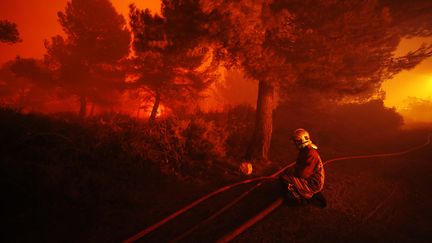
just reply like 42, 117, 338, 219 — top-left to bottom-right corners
2, 109, 431, 242
125, 138, 432, 242
235, 142, 432, 242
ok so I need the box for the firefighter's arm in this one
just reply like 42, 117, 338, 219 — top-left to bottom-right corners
279, 166, 294, 181
296, 152, 319, 179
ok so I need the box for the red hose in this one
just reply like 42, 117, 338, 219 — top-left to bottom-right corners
123, 162, 295, 243
167, 162, 297, 242
217, 198, 284, 243
169, 182, 264, 242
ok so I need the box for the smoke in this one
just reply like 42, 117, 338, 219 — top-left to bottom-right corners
199, 68, 258, 111
399, 97, 432, 124
271, 95, 406, 161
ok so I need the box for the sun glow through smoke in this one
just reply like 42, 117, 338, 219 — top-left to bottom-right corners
382, 37, 432, 122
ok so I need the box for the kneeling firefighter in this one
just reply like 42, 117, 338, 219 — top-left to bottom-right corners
280, 128, 327, 207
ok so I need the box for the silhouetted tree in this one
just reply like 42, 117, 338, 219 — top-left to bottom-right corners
198, 1, 297, 164
382, 0, 432, 38
0, 61, 26, 108
0, 20, 21, 43
129, 1, 217, 123
0, 57, 51, 110
200, 0, 432, 166
44, 0, 130, 117
275, 0, 432, 99
9, 57, 53, 88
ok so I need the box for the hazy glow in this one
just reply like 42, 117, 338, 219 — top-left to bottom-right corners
428, 76, 432, 90
111, 0, 161, 17
382, 37, 432, 110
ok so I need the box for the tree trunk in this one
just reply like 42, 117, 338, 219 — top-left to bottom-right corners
16, 88, 26, 111
79, 95, 87, 118
136, 106, 141, 119
89, 102, 95, 117
246, 80, 274, 164
149, 91, 161, 123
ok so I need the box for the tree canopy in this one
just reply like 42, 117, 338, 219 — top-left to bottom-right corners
128, 1, 218, 122
0, 57, 51, 110
44, 0, 130, 117
198, 0, 432, 164
0, 20, 21, 44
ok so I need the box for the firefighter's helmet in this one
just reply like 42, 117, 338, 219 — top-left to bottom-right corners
292, 128, 312, 149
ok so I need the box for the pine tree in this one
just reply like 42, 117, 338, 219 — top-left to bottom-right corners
45, 0, 130, 117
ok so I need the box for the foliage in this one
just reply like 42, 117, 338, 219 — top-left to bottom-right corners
0, 58, 53, 110
128, 2, 218, 121
279, 0, 432, 99
44, 0, 130, 117
126, 106, 255, 178
0, 20, 21, 43
0, 107, 253, 184
197, 0, 432, 164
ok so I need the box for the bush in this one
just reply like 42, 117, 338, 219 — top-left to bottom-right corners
127, 106, 255, 179
0, 104, 261, 211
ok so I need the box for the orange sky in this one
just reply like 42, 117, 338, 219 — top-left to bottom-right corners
0, 0, 161, 64
0, 0, 431, 116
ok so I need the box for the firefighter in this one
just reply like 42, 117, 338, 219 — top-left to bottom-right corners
280, 128, 327, 208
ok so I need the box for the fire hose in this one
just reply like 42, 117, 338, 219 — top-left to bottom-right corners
124, 134, 431, 242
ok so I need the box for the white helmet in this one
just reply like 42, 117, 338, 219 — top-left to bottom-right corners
292, 128, 313, 149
